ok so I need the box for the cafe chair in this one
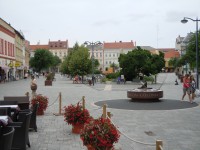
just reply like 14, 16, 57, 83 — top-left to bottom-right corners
0, 101, 18, 105
20, 102, 39, 132
0, 106, 17, 122
7, 111, 32, 150
0, 107, 12, 117
0, 127, 15, 150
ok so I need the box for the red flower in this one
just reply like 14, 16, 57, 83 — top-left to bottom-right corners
31, 95, 48, 112
80, 117, 120, 149
64, 103, 91, 126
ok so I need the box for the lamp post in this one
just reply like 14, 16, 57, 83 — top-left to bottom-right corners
84, 41, 102, 86
181, 17, 200, 89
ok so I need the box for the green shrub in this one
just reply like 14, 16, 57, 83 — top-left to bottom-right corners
143, 75, 154, 83
106, 72, 120, 79
46, 72, 55, 81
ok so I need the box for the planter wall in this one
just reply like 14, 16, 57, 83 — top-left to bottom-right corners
45, 80, 52, 86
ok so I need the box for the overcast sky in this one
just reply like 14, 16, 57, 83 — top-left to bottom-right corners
0, 0, 199, 48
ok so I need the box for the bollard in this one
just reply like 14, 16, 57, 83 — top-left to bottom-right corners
156, 140, 163, 150
102, 104, 107, 119
59, 92, 62, 115
54, 92, 63, 116
82, 96, 85, 110
107, 112, 111, 119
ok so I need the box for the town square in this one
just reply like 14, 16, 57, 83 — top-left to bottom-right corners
1, 0, 200, 150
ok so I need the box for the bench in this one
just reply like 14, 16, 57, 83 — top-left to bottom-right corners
4, 96, 30, 110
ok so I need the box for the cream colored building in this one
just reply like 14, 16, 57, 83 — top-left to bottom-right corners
14, 29, 25, 79
48, 40, 68, 62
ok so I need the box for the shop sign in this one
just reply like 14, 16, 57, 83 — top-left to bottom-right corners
15, 61, 21, 67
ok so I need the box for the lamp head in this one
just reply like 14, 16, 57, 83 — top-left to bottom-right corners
181, 18, 188, 24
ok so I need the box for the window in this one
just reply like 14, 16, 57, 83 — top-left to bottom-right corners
96, 53, 98, 57
113, 54, 115, 57
0, 39, 3, 54
109, 54, 111, 57
105, 54, 107, 57
100, 53, 102, 57
109, 61, 111, 64
5, 41, 7, 55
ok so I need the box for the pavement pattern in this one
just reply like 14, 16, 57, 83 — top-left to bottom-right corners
0, 72, 200, 150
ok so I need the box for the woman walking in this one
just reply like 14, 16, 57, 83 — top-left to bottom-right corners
190, 75, 196, 101
181, 74, 192, 103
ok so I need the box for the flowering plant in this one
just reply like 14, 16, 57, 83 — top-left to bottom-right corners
31, 95, 48, 112
80, 117, 120, 150
64, 103, 91, 126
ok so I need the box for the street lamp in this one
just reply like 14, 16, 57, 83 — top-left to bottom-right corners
84, 41, 102, 86
181, 17, 200, 89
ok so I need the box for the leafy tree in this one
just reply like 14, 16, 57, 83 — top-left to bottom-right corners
118, 47, 165, 81
60, 43, 100, 76
51, 55, 61, 72
169, 57, 178, 68
150, 51, 165, 75
177, 31, 200, 71
29, 49, 54, 72
68, 45, 92, 77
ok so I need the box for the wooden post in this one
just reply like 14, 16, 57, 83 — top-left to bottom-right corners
156, 140, 163, 150
82, 96, 85, 110
107, 112, 111, 119
102, 104, 107, 119
59, 92, 62, 115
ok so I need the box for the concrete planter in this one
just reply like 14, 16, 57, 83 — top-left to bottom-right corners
45, 80, 52, 86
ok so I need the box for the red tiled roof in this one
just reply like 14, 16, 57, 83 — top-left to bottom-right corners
29, 45, 49, 51
104, 41, 135, 49
48, 40, 68, 49
157, 48, 175, 53
164, 50, 180, 59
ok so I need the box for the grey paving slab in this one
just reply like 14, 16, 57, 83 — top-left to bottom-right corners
0, 73, 200, 150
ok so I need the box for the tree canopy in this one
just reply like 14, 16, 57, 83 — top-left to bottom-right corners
118, 47, 165, 81
177, 32, 200, 71
29, 49, 54, 72
60, 43, 100, 76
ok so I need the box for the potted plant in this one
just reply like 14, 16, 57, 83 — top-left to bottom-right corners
64, 103, 91, 134
31, 94, 49, 115
80, 117, 120, 150
45, 72, 54, 86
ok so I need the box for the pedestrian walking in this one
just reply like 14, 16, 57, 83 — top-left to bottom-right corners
190, 75, 196, 101
181, 74, 192, 103
30, 75, 37, 99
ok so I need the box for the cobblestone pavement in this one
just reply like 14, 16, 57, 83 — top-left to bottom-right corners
0, 73, 200, 150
